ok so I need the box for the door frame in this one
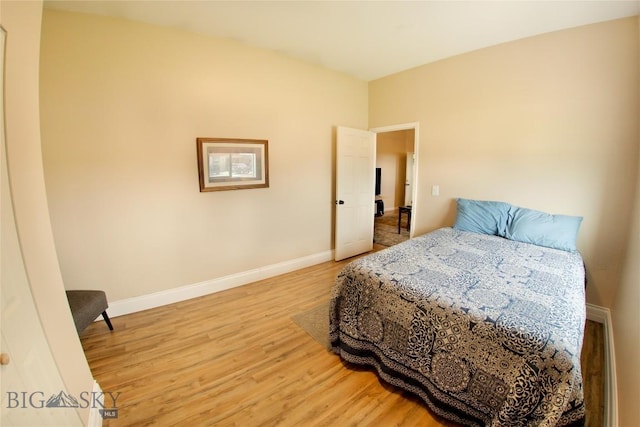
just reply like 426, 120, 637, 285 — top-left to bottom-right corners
370, 122, 419, 238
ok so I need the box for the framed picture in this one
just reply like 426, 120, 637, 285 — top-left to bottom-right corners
196, 138, 269, 192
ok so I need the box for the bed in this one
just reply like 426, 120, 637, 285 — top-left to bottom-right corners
329, 201, 586, 427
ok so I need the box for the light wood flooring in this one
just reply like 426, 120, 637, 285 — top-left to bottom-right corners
80, 249, 603, 426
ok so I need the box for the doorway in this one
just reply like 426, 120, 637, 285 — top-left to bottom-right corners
371, 123, 419, 248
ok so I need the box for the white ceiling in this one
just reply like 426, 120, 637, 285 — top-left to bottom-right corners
44, 0, 640, 81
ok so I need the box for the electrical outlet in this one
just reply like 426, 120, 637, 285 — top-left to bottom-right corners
432, 185, 440, 196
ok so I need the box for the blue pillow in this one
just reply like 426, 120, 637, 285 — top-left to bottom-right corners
506, 207, 582, 252
453, 198, 511, 237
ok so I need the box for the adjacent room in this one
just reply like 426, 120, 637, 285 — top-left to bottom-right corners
373, 129, 415, 247
1, 1, 638, 426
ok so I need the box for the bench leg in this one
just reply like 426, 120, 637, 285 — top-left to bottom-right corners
101, 311, 114, 331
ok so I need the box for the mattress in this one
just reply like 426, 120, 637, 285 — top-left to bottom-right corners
330, 227, 586, 426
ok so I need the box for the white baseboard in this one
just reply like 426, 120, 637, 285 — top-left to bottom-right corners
106, 250, 334, 318
586, 303, 618, 427
87, 381, 103, 427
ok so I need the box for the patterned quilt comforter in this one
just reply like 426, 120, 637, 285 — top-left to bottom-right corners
329, 228, 586, 427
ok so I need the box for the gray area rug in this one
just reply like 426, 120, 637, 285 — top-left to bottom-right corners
374, 222, 410, 247
291, 301, 330, 350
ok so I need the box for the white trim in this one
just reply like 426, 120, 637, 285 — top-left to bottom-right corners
586, 303, 618, 427
106, 250, 334, 318
370, 122, 419, 133
87, 381, 103, 427
586, 303, 608, 323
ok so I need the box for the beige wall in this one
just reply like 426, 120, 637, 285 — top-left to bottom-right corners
612, 149, 640, 425
1, 1, 92, 424
39, 10, 367, 301
376, 129, 414, 210
370, 18, 639, 309
610, 15, 640, 426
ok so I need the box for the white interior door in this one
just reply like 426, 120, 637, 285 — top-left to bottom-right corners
404, 152, 414, 206
335, 126, 376, 261
0, 26, 81, 426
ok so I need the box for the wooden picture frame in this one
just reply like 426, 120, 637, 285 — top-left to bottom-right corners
197, 138, 269, 192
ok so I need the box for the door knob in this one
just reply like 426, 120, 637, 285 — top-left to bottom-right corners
0, 353, 9, 365
336, 200, 345, 205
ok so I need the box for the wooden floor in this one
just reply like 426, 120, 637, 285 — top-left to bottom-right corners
81, 249, 603, 426
581, 319, 605, 427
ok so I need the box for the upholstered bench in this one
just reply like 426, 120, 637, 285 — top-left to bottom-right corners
65, 290, 114, 334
